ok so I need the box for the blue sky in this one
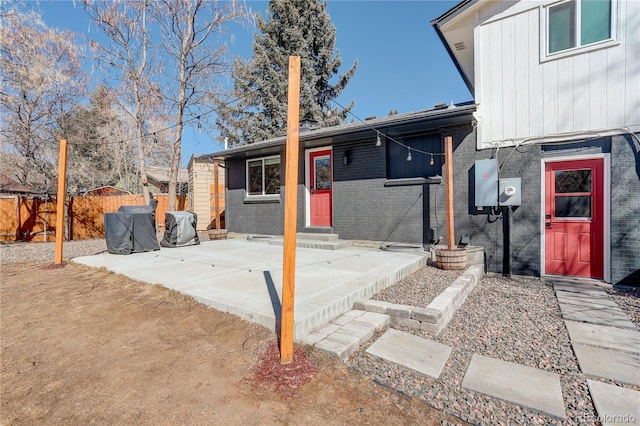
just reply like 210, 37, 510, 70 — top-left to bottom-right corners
36, 0, 470, 164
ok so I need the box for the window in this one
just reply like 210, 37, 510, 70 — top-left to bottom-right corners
386, 133, 441, 180
547, 0, 613, 55
554, 169, 592, 218
246, 156, 281, 196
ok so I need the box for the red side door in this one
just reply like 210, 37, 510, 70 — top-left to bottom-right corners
544, 159, 604, 279
309, 150, 332, 227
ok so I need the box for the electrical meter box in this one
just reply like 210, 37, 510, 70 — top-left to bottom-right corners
474, 159, 498, 207
499, 178, 521, 206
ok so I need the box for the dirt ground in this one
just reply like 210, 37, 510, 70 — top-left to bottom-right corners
1, 262, 459, 425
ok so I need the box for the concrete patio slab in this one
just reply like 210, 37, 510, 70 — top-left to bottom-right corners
462, 354, 565, 420
565, 321, 640, 354
365, 329, 452, 379
588, 380, 640, 426
73, 239, 427, 340
557, 303, 637, 330
573, 344, 640, 386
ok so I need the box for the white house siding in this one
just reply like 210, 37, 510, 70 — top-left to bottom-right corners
476, 0, 640, 149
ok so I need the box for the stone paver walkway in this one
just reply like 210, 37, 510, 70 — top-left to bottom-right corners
554, 281, 640, 422
301, 275, 640, 423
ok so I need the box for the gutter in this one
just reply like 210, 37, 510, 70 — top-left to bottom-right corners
202, 103, 476, 160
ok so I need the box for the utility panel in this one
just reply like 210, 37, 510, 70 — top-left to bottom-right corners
499, 178, 522, 206
475, 159, 498, 207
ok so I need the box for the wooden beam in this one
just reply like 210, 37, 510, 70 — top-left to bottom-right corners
444, 135, 455, 250
214, 161, 220, 231
55, 139, 68, 264
280, 56, 301, 364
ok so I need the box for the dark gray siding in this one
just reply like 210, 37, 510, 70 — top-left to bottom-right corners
610, 133, 640, 285
434, 131, 640, 283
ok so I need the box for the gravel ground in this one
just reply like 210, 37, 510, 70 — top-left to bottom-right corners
3, 240, 638, 425
0, 239, 108, 264
348, 267, 640, 425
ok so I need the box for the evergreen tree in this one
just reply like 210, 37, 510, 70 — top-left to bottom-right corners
216, 0, 357, 146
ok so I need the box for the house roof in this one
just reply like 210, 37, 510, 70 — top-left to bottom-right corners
431, 0, 524, 97
430, 0, 479, 95
201, 102, 476, 160
144, 166, 189, 183
0, 173, 34, 194
82, 186, 132, 196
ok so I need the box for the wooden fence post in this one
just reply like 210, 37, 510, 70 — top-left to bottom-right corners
280, 56, 300, 364
55, 139, 68, 264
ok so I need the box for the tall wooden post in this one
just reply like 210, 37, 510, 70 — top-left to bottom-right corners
444, 136, 455, 250
214, 161, 220, 230
55, 139, 68, 264
280, 56, 301, 364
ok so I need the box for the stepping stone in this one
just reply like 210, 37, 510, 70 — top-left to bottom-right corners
462, 354, 565, 420
588, 380, 640, 426
366, 329, 452, 380
554, 283, 610, 296
565, 321, 640, 354
556, 291, 619, 308
573, 344, 640, 386
558, 303, 637, 330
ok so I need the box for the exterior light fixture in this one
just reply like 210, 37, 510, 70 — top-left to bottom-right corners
406, 148, 412, 162
430, 153, 435, 166
376, 133, 382, 147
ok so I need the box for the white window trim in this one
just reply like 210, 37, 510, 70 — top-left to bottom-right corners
539, 0, 619, 63
245, 155, 281, 199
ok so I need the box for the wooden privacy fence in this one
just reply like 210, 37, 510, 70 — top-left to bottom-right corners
0, 194, 188, 242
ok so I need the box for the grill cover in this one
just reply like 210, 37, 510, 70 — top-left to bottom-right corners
104, 204, 160, 254
161, 211, 200, 247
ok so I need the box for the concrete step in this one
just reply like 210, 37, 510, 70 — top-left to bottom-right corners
296, 232, 339, 241
268, 238, 352, 250
302, 310, 390, 360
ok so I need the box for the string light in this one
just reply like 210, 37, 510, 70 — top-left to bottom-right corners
430, 153, 434, 166
73, 81, 276, 147
197, 116, 202, 133
376, 133, 382, 147
406, 148, 412, 162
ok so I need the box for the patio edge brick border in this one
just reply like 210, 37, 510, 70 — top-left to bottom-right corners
354, 264, 483, 334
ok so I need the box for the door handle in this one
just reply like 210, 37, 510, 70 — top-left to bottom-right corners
546, 223, 551, 227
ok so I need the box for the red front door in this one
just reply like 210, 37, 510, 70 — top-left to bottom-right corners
544, 159, 604, 279
309, 150, 332, 226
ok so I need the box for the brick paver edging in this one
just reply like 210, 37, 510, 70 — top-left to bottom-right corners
354, 265, 483, 334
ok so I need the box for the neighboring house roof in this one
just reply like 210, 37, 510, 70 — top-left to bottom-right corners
144, 166, 188, 184
203, 102, 476, 160
0, 173, 34, 194
82, 186, 132, 196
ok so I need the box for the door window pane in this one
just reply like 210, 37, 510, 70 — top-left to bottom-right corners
314, 156, 331, 190
581, 0, 611, 45
555, 195, 591, 217
555, 169, 591, 193
248, 160, 263, 195
549, 1, 576, 53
